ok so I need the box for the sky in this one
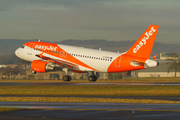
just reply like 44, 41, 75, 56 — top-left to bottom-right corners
0, 0, 180, 44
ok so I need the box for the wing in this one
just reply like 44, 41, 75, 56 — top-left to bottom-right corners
36, 53, 78, 69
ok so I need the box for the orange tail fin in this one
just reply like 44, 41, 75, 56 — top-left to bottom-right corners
125, 25, 159, 59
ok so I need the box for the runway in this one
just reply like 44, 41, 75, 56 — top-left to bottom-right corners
1, 82, 180, 86
0, 102, 180, 120
0, 82, 180, 119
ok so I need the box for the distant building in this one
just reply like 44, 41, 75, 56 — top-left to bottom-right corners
160, 52, 172, 60
6, 64, 18, 68
0, 64, 25, 68
160, 52, 180, 60
0, 65, 7, 68
138, 64, 180, 77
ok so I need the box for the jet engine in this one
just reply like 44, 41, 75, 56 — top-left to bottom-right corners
31, 60, 54, 73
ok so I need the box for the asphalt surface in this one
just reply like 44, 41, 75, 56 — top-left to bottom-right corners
1, 102, 180, 120
1, 109, 180, 120
1, 102, 180, 110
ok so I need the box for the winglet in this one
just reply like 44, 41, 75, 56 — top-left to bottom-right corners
153, 55, 158, 60
125, 25, 159, 58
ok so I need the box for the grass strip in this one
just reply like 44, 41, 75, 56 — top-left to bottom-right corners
0, 97, 180, 104
0, 77, 180, 83
0, 85, 179, 96
0, 107, 19, 112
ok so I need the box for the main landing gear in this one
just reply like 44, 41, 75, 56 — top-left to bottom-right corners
62, 68, 99, 82
62, 68, 72, 82
88, 71, 99, 82
88, 76, 98, 82
63, 75, 72, 82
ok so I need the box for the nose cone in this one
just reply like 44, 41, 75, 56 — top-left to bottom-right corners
15, 48, 19, 57
15, 47, 24, 60
15, 47, 37, 62
15, 48, 20, 58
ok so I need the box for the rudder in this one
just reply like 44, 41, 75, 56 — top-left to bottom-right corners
125, 25, 159, 58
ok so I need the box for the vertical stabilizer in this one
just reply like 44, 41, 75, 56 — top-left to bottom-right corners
125, 25, 159, 58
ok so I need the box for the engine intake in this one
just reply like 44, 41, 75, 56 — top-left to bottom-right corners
31, 60, 54, 73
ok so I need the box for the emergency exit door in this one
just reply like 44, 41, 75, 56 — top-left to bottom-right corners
115, 56, 122, 68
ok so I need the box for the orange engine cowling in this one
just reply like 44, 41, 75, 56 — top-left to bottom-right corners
31, 60, 54, 73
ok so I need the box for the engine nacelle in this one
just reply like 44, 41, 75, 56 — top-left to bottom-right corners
31, 60, 54, 73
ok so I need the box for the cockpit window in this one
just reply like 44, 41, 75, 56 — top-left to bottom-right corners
21, 45, 25, 48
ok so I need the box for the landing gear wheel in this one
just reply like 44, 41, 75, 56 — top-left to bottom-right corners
63, 75, 72, 82
31, 71, 37, 74
88, 76, 97, 82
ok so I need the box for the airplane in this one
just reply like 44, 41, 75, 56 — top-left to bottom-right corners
15, 25, 159, 82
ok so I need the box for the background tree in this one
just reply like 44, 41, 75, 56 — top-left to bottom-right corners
2, 65, 24, 75
167, 52, 180, 77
